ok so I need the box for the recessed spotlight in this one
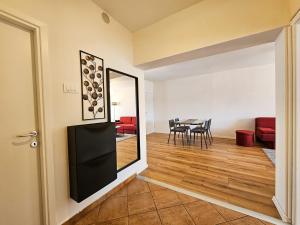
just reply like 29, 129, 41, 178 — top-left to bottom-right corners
102, 12, 110, 24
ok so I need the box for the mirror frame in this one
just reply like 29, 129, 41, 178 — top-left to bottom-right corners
106, 68, 141, 172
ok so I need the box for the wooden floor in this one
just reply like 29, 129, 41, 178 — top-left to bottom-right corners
141, 133, 279, 218
117, 136, 138, 170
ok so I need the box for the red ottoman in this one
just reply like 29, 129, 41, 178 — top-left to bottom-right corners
236, 130, 255, 147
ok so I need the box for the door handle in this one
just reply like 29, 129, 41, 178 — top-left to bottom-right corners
16, 130, 38, 138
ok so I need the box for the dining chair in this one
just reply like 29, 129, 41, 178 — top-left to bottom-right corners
207, 119, 213, 143
190, 120, 209, 149
168, 119, 188, 145
175, 118, 190, 137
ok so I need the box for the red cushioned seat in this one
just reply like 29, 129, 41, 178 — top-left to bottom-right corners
120, 116, 132, 124
255, 117, 275, 149
257, 127, 275, 134
117, 116, 137, 134
236, 130, 255, 147
132, 117, 137, 125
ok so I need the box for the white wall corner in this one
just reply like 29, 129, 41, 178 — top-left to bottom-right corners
272, 196, 291, 223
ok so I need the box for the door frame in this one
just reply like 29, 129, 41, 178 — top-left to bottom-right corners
290, 11, 300, 225
0, 4, 56, 225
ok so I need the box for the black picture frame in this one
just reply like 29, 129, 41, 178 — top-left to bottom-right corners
106, 68, 141, 172
79, 50, 106, 121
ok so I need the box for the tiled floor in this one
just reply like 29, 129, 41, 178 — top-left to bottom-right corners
73, 178, 274, 225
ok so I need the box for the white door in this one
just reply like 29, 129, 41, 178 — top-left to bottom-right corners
0, 19, 42, 225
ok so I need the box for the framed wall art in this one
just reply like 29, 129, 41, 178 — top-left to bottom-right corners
80, 50, 105, 120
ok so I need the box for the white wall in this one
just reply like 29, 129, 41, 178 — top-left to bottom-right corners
274, 29, 290, 221
153, 64, 275, 138
145, 80, 155, 134
110, 76, 136, 121
0, 1, 147, 224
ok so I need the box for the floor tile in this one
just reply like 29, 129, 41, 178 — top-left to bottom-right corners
128, 192, 156, 215
177, 193, 198, 204
148, 183, 167, 192
152, 189, 182, 209
224, 216, 266, 225
70, 177, 274, 225
158, 205, 195, 225
98, 196, 128, 222
212, 204, 246, 221
75, 207, 99, 225
184, 200, 225, 225
113, 186, 128, 198
129, 211, 162, 225
127, 179, 150, 195
94, 217, 128, 225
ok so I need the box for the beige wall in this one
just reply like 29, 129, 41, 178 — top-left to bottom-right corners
289, 0, 300, 18
0, 0, 147, 224
133, 0, 290, 66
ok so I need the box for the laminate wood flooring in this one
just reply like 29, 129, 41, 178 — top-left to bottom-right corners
140, 133, 279, 218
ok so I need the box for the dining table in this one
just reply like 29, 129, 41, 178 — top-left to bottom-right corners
174, 119, 206, 145
175, 119, 205, 126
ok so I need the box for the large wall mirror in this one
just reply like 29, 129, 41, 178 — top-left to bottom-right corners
106, 68, 140, 171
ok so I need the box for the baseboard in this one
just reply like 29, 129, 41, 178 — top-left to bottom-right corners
272, 196, 291, 223
150, 132, 235, 140
62, 174, 136, 225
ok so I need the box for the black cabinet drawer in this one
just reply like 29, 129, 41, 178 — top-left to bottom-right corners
67, 122, 117, 202
71, 152, 116, 202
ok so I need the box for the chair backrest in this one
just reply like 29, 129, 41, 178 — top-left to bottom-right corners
203, 120, 209, 130
208, 119, 212, 129
169, 119, 175, 129
255, 117, 275, 130
120, 116, 132, 124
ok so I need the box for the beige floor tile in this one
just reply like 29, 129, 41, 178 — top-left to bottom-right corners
152, 189, 182, 209
225, 216, 266, 225
127, 179, 150, 195
94, 217, 128, 225
212, 204, 246, 221
177, 193, 198, 204
158, 205, 195, 225
148, 183, 167, 192
98, 196, 128, 222
184, 201, 225, 225
75, 207, 99, 225
129, 211, 162, 225
128, 192, 156, 215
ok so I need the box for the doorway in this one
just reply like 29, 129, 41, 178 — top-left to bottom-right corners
141, 28, 293, 223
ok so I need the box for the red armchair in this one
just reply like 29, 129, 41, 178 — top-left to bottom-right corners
116, 116, 137, 134
255, 117, 275, 149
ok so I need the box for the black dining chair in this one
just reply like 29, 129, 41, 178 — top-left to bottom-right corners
168, 119, 189, 145
207, 119, 213, 143
190, 120, 210, 149
175, 118, 190, 137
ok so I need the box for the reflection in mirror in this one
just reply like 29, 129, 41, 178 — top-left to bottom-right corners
107, 69, 140, 171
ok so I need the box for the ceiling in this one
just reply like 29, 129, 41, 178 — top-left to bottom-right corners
144, 43, 275, 81
93, 0, 203, 31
